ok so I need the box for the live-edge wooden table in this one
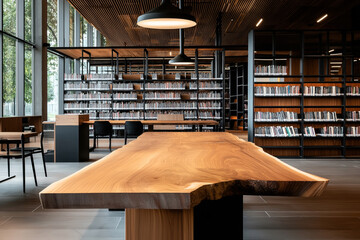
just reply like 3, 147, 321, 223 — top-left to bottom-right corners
40, 132, 328, 240
0, 132, 38, 191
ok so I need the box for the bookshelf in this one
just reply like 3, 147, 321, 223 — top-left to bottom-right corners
248, 30, 360, 158
63, 72, 225, 135
229, 64, 248, 130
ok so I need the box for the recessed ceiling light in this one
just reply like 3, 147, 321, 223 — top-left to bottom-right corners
330, 62, 342, 64
329, 49, 335, 53
331, 65, 341, 68
256, 18, 263, 27
317, 14, 328, 23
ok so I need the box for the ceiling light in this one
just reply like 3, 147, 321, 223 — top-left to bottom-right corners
256, 18, 263, 27
317, 14, 328, 23
331, 65, 341, 68
330, 62, 342, 64
329, 49, 335, 53
137, 0, 196, 29
355, 59, 358, 62
169, 29, 194, 65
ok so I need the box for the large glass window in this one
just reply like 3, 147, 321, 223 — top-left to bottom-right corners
80, 16, 87, 46
3, 36, 16, 116
47, 52, 58, 120
69, 6, 74, 47
25, 45, 33, 115
47, 0, 57, 47
25, 0, 32, 42
3, 0, 16, 35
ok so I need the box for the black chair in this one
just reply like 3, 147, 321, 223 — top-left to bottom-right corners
124, 121, 143, 145
93, 121, 113, 151
0, 135, 37, 192
11, 131, 47, 177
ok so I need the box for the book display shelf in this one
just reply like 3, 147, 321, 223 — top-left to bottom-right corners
248, 30, 360, 158
64, 70, 226, 135
229, 64, 248, 130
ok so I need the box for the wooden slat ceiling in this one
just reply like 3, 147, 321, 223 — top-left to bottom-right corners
67, 0, 359, 47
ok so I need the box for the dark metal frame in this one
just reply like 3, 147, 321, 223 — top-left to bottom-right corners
248, 29, 360, 158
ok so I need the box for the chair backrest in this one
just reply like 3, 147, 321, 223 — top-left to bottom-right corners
125, 121, 143, 136
94, 121, 113, 136
154, 114, 184, 130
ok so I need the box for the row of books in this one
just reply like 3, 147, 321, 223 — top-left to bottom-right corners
254, 111, 359, 122
346, 111, 360, 121
65, 82, 111, 90
255, 126, 299, 137
255, 86, 300, 96
113, 93, 137, 99
255, 126, 351, 137
346, 86, 360, 95
255, 111, 299, 122
197, 92, 222, 99
64, 102, 111, 109
189, 82, 222, 89
254, 65, 287, 76
304, 86, 341, 96
64, 93, 112, 100
304, 111, 339, 122
145, 92, 181, 100
113, 83, 136, 90
347, 126, 360, 136
145, 82, 185, 90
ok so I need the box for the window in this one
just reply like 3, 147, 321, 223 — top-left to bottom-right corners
3, 36, 16, 116
69, 6, 74, 47
80, 16, 87, 46
47, 52, 58, 120
25, 45, 33, 115
47, 0, 57, 47
25, 0, 32, 42
3, 0, 16, 35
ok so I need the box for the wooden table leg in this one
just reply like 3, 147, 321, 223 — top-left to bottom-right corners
126, 208, 194, 240
125, 195, 243, 240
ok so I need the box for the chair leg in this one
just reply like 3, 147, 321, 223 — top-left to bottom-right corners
109, 134, 112, 151
30, 154, 38, 186
7, 157, 10, 177
93, 134, 96, 149
41, 149, 47, 177
22, 154, 26, 193
124, 132, 127, 145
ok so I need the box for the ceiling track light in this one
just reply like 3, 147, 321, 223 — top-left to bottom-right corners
137, 0, 196, 29
256, 18, 263, 27
317, 14, 328, 23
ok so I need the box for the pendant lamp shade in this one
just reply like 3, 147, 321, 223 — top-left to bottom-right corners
169, 29, 194, 65
169, 53, 194, 65
137, 0, 196, 29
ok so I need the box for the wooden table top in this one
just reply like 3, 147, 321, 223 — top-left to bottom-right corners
0, 132, 38, 140
40, 132, 328, 209
83, 120, 219, 125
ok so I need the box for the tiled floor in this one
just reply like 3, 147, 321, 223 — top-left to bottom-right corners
1, 150, 360, 239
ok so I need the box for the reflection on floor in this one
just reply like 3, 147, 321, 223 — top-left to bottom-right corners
0, 148, 360, 239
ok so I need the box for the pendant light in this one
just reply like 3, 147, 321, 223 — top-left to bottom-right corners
137, 0, 196, 29
169, 29, 194, 65
169, 0, 194, 65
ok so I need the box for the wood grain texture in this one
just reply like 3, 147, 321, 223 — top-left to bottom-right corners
55, 114, 89, 126
154, 114, 184, 130
0, 132, 38, 140
126, 209, 193, 240
40, 132, 328, 209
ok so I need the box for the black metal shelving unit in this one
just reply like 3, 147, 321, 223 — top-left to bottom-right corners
248, 29, 360, 158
